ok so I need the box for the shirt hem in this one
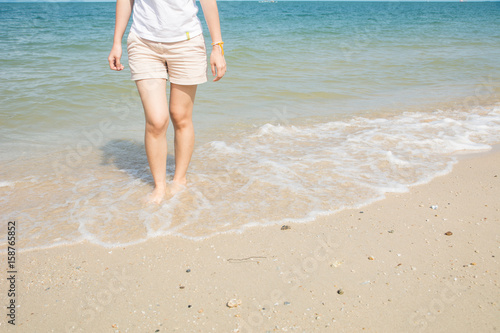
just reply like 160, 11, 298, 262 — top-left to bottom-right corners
129, 27, 204, 43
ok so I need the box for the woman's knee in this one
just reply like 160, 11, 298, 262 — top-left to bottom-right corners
145, 116, 169, 136
170, 110, 192, 130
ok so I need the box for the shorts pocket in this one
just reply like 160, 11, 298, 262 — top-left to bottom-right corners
127, 31, 136, 45
193, 34, 207, 53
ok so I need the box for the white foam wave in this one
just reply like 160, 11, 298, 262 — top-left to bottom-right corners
2, 105, 500, 253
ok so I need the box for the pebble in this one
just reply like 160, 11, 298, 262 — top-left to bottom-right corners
337, 289, 344, 295
330, 261, 343, 268
281, 225, 291, 230
226, 299, 242, 308
431, 205, 438, 210
186, 269, 191, 273
444, 231, 453, 236
368, 256, 375, 260
388, 230, 394, 233
284, 301, 291, 305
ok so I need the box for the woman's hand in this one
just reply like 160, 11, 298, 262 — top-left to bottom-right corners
108, 44, 124, 71
199, 0, 225, 81
109, 0, 133, 71
210, 44, 226, 81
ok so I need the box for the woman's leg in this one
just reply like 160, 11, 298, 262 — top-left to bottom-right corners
136, 79, 169, 203
169, 83, 197, 187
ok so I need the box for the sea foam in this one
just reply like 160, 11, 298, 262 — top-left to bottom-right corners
1, 106, 500, 252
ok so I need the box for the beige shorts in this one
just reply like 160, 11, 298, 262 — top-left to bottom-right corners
126, 31, 208, 85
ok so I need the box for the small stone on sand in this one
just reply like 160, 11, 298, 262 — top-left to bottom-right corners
227, 299, 242, 308
330, 261, 343, 268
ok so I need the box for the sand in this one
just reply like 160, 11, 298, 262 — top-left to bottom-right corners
1, 148, 499, 332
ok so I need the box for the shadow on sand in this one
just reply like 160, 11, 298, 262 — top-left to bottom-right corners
99, 139, 175, 184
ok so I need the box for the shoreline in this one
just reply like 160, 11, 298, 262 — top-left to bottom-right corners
11, 144, 500, 255
1, 147, 499, 332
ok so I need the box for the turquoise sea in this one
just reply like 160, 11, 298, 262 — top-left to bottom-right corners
1, 1, 500, 251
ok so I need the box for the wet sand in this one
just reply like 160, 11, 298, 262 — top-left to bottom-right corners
1, 148, 499, 332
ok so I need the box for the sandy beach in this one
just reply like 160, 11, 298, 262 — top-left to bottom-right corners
0, 147, 498, 332
1, 2, 500, 332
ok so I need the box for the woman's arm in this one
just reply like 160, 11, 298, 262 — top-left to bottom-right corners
199, 0, 226, 81
108, 0, 134, 71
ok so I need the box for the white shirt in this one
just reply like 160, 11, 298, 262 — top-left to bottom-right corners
130, 0, 203, 42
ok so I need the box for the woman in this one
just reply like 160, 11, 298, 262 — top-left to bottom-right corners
108, 0, 226, 204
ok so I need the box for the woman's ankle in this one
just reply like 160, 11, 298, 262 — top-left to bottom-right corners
153, 183, 167, 191
172, 177, 187, 186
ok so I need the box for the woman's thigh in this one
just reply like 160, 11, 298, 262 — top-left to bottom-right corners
169, 83, 197, 126
136, 79, 169, 127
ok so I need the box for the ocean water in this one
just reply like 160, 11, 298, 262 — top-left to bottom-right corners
1, 1, 499, 252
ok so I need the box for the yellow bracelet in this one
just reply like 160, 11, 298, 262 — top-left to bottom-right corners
211, 41, 224, 56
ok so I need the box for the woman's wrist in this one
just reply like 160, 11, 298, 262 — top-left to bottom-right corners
211, 41, 224, 56
113, 37, 123, 47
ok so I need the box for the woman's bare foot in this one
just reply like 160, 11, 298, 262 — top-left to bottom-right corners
144, 185, 167, 204
168, 179, 187, 196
